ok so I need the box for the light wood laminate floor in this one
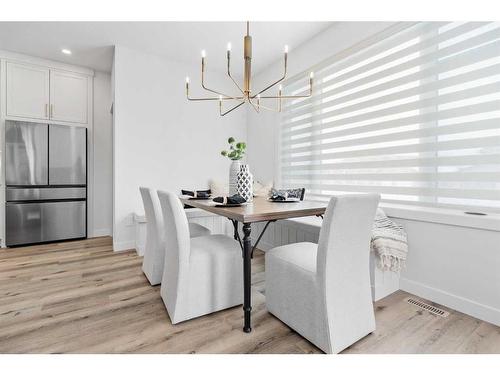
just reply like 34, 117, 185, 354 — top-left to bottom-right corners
0, 237, 499, 354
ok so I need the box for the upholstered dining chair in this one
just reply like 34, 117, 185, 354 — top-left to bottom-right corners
265, 193, 380, 353
157, 190, 243, 324
139, 187, 211, 286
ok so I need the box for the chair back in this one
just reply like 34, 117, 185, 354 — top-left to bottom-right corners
139, 187, 164, 252
316, 194, 380, 350
157, 190, 191, 317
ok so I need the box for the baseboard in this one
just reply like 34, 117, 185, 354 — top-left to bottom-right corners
113, 240, 136, 252
400, 277, 500, 327
371, 283, 399, 302
90, 228, 112, 238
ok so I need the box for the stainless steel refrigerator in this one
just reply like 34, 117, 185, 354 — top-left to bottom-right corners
5, 120, 87, 247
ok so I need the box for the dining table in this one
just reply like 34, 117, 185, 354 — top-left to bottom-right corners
179, 196, 328, 333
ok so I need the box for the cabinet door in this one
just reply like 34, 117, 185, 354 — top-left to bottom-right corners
6, 62, 50, 120
50, 70, 88, 124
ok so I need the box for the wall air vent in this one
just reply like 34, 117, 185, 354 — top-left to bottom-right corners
406, 297, 450, 317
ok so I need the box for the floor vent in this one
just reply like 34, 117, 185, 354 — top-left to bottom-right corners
406, 297, 450, 317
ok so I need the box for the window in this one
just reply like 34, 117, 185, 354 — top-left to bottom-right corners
279, 22, 500, 213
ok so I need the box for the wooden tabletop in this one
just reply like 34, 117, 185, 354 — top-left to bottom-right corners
180, 196, 327, 223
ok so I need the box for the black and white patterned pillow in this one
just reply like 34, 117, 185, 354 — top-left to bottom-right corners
270, 188, 305, 200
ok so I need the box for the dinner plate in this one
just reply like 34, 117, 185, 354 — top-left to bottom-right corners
180, 195, 211, 200
267, 197, 301, 203
214, 202, 248, 207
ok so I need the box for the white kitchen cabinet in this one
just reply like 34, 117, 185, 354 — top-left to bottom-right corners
6, 62, 50, 120
5, 61, 89, 124
50, 70, 88, 124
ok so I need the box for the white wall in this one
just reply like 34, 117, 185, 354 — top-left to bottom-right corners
92, 71, 113, 237
112, 45, 246, 251
397, 219, 500, 326
246, 22, 397, 185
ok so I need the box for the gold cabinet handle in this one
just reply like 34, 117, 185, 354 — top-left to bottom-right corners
45, 104, 48, 118
50, 104, 54, 118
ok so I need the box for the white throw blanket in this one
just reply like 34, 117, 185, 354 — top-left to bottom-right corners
371, 208, 408, 272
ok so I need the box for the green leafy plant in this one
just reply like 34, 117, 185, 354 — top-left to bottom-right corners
221, 137, 246, 161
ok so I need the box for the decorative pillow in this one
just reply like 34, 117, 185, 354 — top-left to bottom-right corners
270, 188, 306, 200
253, 181, 273, 197
209, 179, 229, 197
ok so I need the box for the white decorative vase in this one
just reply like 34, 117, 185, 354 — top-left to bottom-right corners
229, 160, 242, 196
237, 165, 253, 202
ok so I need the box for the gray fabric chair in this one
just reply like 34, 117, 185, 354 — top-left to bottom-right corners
157, 190, 242, 324
265, 194, 380, 353
140, 187, 211, 285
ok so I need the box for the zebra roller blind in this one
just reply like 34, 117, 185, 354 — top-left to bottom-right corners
279, 22, 500, 212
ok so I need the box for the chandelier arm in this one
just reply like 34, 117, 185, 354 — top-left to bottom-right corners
188, 94, 245, 101
220, 100, 246, 116
248, 98, 279, 112
250, 75, 285, 99
250, 54, 287, 99
202, 65, 242, 100
258, 94, 311, 99
227, 71, 245, 95
227, 58, 245, 95
248, 99, 260, 113
257, 76, 313, 100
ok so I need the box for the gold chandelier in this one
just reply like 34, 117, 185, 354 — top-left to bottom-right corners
185, 22, 314, 116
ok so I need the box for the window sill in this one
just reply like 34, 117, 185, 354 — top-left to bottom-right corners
380, 203, 500, 232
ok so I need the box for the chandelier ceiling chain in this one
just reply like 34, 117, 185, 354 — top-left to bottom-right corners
185, 21, 314, 116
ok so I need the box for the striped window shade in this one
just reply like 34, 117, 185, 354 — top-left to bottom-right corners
279, 22, 500, 213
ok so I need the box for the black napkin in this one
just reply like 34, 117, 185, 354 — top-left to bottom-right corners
182, 189, 211, 198
213, 194, 246, 205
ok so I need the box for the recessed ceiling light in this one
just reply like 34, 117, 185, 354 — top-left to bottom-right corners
61, 49, 72, 55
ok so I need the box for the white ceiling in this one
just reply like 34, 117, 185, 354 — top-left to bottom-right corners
0, 22, 333, 74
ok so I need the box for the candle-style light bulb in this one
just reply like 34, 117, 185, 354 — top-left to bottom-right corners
201, 50, 206, 58
185, 76, 190, 83
310, 72, 314, 79
219, 95, 223, 101
284, 45, 289, 54
227, 42, 232, 51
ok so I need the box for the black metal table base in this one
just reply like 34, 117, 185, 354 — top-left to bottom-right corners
230, 219, 275, 333
242, 223, 252, 333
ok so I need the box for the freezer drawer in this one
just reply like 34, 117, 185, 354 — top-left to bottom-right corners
49, 125, 87, 185
5, 121, 48, 186
6, 201, 86, 246
6, 187, 86, 201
